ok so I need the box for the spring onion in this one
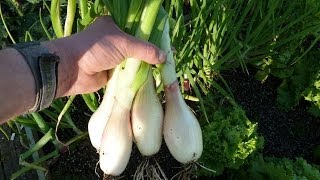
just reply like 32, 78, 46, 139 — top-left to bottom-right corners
88, 69, 118, 150
160, 19, 203, 164
131, 68, 163, 156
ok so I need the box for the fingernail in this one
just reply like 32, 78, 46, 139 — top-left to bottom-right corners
159, 50, 167, 63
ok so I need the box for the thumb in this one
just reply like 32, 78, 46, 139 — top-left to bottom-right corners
123, 35, 167, 64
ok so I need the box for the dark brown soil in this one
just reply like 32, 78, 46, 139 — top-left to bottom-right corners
222, 68, 320, 162
48, 139, 183, 180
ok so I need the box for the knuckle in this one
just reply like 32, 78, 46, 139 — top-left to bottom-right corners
144, 44, 158, 59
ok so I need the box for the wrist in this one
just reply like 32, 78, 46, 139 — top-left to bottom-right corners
0, 48, 36, 120
41, 36, 78, 98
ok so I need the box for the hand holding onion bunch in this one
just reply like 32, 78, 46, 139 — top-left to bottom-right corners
87, 0, 203, 176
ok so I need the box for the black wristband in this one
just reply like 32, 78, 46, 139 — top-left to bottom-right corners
11, 42, 59, 112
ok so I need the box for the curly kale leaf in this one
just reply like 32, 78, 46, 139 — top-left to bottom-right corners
199, 106, 264, 176
243, 156, 320, 180
303, 70, 320, 117
277, 51, 320, 112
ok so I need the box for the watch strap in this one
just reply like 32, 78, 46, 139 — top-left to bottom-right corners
11, 42, 59, 112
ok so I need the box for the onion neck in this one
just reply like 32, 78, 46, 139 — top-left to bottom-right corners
164, 80, 184, 106
159, 19, 177, 86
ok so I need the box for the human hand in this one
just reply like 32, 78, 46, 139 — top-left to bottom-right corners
44, 16, 166, 98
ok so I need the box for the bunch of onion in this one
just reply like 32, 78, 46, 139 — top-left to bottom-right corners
87, 0, 203, 178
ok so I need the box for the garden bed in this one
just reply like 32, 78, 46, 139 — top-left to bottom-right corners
1, 1, 320, 179
222, 68, 320, 163
1, 68, 319, 179
0, 126, 40, 180
44, 68, 320, 179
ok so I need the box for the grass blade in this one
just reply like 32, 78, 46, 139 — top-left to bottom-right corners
20, 128, 54, 160
50, 0, 64, 38
0, 3, 16, 44
185, 67, 209, 124
39, 8, 53, 40
0, 126, 9, 140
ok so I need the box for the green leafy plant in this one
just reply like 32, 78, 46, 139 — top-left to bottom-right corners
0, 1, 52, 44
199, 105, 264, 176
168, 0, 320, 89
237, 156, 320, 180
249, 1, 320, 115
275, 50, 320, 116
164, 0, 320, 123
9, 99, 87, 179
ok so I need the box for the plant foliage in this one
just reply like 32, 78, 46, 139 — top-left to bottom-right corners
235, 156, 320, 180
199, 106, 264, 176
276, 50, 320, 116
251, 0, 320, 115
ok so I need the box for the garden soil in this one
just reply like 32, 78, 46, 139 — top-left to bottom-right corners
222, 68, 320, 162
